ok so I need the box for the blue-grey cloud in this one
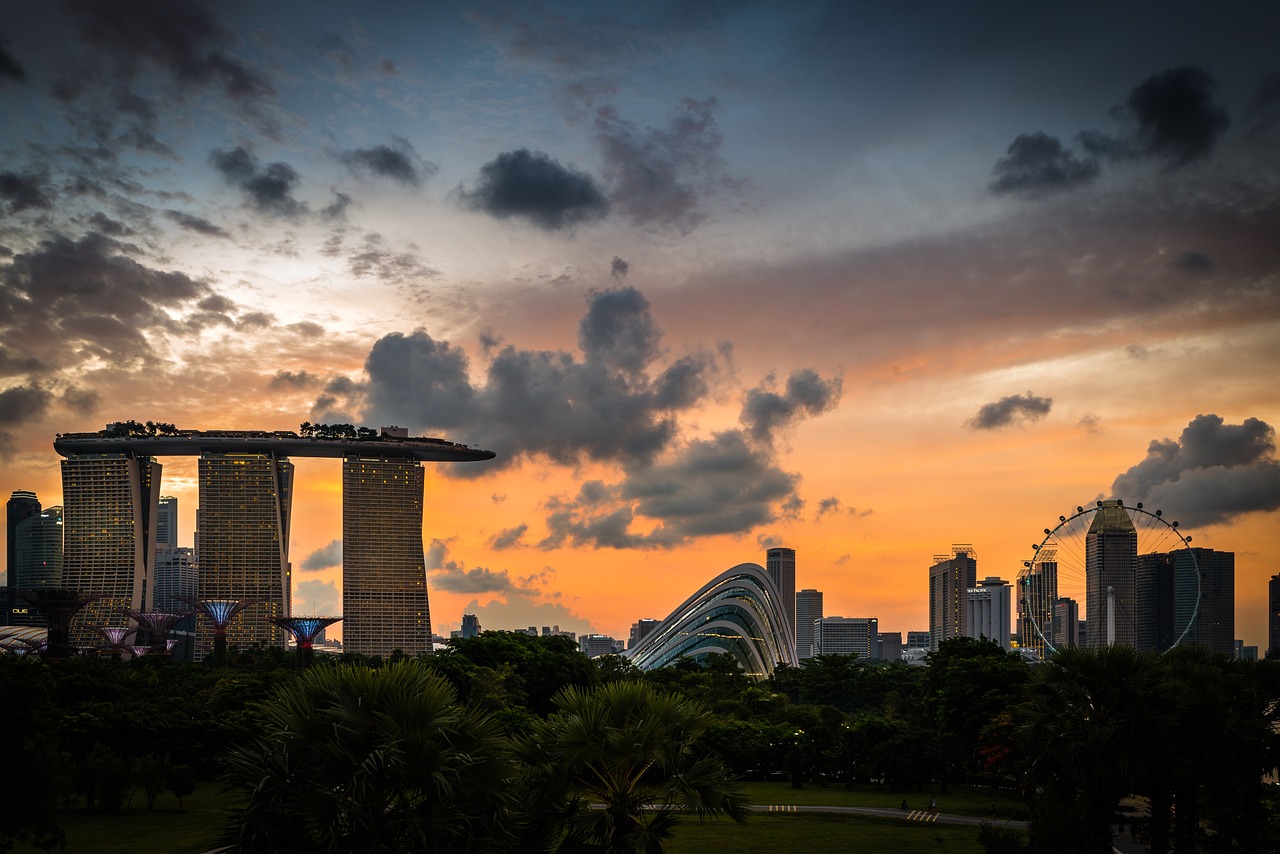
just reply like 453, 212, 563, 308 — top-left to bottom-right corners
164, 209, 230, 238
741, 369, 843, 443
489, 524, 528, 550
989, 132, 1099, 197
210, 147, 307, 217
0, 31, 26, 82
458, 149, 608, 230
0, 172, 54, 213
1172, 251, 1213, 272
301, 538, 342, 571
969, 391, 1053, 429
339, 137, 435, 187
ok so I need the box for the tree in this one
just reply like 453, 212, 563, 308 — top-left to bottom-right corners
519, 681, 747, 852
165, 763, 196, 812
131, 754, 168, 811
221, 661, 514, 853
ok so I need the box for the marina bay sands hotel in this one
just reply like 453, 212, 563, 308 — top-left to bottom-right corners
53, 426, 494, 657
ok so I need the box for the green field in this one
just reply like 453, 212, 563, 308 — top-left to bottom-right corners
737, 781, 1029, 820
666, 812, 990, 853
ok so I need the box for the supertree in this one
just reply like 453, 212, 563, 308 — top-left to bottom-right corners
125, 609, 192, 657
97, 625, 136, 660
270, 616, 342, 668
19, 589, 103, 659
182, 596, 266, 666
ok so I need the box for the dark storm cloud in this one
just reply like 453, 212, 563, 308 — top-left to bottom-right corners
458, 149, 608, 230
0, 172, 54, 213
1243, 71, 1280, 139
431, 563, 518, 594
1172, 251, 1213, 272
0, 384, 52, 426
489, 524, 528, 550
300, 539, 342, 571
741, 369, 843, 443
988, 133, 1099, 198
269, 370, 321, 390
339, 138, 436, 187
60, 386, 99, 416
968, 392, 1053, 429
595, 98, 729, 233
358, 287, 840, 547
1111, 415, 1280, 527
210, 147, 307, 217
85, 212, 134, 237
611, 256, 629, 279
71, 0, 273, 101
0, 232, 211, 375
165, 209, 231, 238
0, 32, 26, 83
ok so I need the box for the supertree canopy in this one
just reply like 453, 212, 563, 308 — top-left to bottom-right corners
271, 616, 342, 667
19, 589, 103, 659
183, 596, 267, 666
97, 625, 136, 660
126, 609, 192, 656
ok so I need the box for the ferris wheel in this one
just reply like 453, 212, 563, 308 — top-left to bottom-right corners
1016, 500, 1201, 657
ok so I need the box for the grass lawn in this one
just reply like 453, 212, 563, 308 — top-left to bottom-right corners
11, 784, 237, 854
666, 812, 992, 853
737, 781, 1029, 820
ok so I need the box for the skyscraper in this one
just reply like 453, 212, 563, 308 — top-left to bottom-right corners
967, 576, 1011, 649
1179, 548, 1234, 657
5, 489, 41, 627
196, 452, 293, 654
628, 618, 658, 649
342, 454, 429, 657
1085, 501, 1137, 648
795, 588, 823, 659
929, 546, 976, 651
1269, 575, 1280, 659
1019, 553, 1057, 658
815, 616, 877, 658
61, 454, 162, 648
765, 547, 796, 652
1136, 552, 1177, 652
1052, 597, 1079, 649
12, 506, 64, 627
156, 495, 178, 551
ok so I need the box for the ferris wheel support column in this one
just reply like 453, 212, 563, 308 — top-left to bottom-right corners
1107, 585, 1115, 647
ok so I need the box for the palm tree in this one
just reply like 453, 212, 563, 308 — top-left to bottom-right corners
519, 680, 747, 853
222, 660, 514, 853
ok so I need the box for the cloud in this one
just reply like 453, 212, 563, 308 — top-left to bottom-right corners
210, 147, 307, 217
269, 370, 321, 390
0, 31, 26, 82
458, 149, 608, 230
816, 497, 842, 518
0, 172, 54, 213
295, 579, 339, 615
0, 384, 52, 426
611, 256, 629, 279
355, 286, 840, 548
988, 132, 1099, 197
300, 538, 342, 571
488, 524, 528, 550
322, 192, 354, 220
1110, 414, 1280, 526
1080, 65, 1230, 169
968, 392, 1053, 429
339, 137, 436, 187
431, 564, 520, 594
347, 232, 439, 285
595, 97, 730, 233
164, 209, 231, 238
1171, 251, 1213, 273
61, 386, 100, 416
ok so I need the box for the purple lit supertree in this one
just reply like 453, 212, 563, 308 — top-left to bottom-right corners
125, 609, 193, 657
129, 645, 152, 658
270, 616, 342, 668
182, 596, 266, 666
97, 625, 136, 661
19, 589, 103, 659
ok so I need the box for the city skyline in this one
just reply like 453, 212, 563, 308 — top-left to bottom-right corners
0, 3, 1277, 648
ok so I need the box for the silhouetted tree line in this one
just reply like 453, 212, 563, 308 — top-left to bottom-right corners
3, 636, 1280, 852
297, 421, 378, 439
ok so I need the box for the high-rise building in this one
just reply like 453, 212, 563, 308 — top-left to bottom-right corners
906, 630, 931, 649
11, 506, 64, 627
1179, 548, 1234, 657
580, 634, 622, 657
765, 547, 796, 653
815, 616, 877, 658
62, 454, 162, 648
967, 576, 1011, 649
876, 631, 904, 662
460, 613, 481, 639
795, 588, 823, 659
1269, 575, 1280, 659
5, 489, 41, 626
154, 546, 198, 660
196, 452, 293, 654
1052, 597, 1079, 649
156, 495, 179, 551
1136, 552, 1177, 652
929, 546, 976, 651
1085, 501, 1136, 649
343, 454, 429, 657
1019, 554, 1058, 658
628, 618, 658, 649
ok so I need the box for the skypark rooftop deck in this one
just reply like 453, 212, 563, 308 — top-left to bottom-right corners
53, 429, 496, 462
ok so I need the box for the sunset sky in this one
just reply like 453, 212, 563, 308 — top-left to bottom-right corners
2, 2, 1278, 649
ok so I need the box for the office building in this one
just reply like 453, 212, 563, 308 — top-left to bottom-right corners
1136, 552, 1177, 652
815, 616, 877, 658
154, 546, 198, 661
1085, 500, 1136, 648
342, 454, 429, 657
61, 455, 162, 648
580, 634, 622, 657
196, 452, 293, 654
6, 490, 41, 626
1180, 548, 1234, 657
906, 630, 931, 649
876, 631, 904, 662
765, 547, 796, 653
11, 506, 64, 627
967, 576, 1011, 649
929, 546, 976, 651
628, 618, 658, 649
460, 613, 481, 639
1052, 597, 1079, 649
156, 495, 178, 551
795, 588, 823, 659
1270, 575, 1280, 659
